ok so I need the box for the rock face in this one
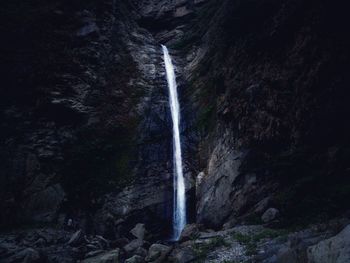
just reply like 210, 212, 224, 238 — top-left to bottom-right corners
307, 225, 350, 263
179, 0, 350, 228
196, 130, 245, 228
0, 0, 196, 236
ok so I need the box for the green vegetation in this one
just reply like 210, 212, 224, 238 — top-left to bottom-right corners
193, 236, 230, 261
232, 229, 289, 256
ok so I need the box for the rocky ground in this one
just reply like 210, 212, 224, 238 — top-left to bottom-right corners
1, 216, 350, 262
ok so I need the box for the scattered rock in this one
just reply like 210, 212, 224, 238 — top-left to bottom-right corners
179, 224, 201, 242
7, 248, 41, 263
85, 250, 105, 258
134, 247, 148, 258
82, 249, 120, 263
131, 223, 146, 240
169, 247, 196, 263
307, 224, 350, 263
112, 238, 130, 248
68, 229, 83, 246
262, 208, 280, 223
124, 239, 144, 254
126, 255, 144, 263
95, 235, 109, 249
146, 244, 171, 262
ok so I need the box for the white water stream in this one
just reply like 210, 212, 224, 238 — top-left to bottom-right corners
162, 45, 186, 240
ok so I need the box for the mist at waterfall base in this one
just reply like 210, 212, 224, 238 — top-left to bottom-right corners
162, 45, 187, 241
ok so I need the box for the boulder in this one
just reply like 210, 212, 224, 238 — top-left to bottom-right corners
254, 197, 271, 214
146, 244, 171, 262
179, 224, 200, 242
307, 224, 350, 263
124, 239, 144, 254
174, 6, 192, 18
261, 208, 280, 223
134, 247, 148, 258
169, 247, 196, 263
126, 255, 144, 263
131, 223, 146, 240
82, 249, 120, 263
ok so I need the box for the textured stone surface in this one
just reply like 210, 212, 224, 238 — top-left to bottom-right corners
146, 244, 172, 262
261, 208, 280, 223
130, 223, 146, 240
196, 129, 245, 227
307, 225, 350, 263
82, 249, 120, 263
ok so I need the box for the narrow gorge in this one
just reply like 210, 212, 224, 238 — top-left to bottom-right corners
1, 0, 350, 262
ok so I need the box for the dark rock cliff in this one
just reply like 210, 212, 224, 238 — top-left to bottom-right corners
0, 0, 177, 234
174, 0, 350, 229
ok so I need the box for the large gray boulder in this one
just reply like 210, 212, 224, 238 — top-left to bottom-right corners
82, 249, 120, 263
179, 224, 201, 242
124, 239, 144, 254
131, 223, 146, 240
307, 224, 350, 263
196, 131, 244, 228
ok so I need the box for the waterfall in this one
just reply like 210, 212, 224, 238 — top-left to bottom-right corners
162, 45, 186, 240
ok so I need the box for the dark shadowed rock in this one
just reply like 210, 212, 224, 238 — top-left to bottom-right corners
179, 224, 201, 242
68, 230, 83, 246
196, 133, 244, 228
5, 248, 41, 263
131, 224, 146, 240
169, 246, 196, 263
126, 255, 145, 263
23, 184, 65, 223
124, 239, 144, 254
307, 225, 350, 263
145, 244, 171, 262
134, 247, 148, 258
261, 208, 280, 223
82, 249, 120, 263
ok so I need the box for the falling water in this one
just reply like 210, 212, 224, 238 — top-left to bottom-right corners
162, 45, 186, 240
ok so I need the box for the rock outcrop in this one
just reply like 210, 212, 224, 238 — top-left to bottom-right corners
307, 225, 350, 263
